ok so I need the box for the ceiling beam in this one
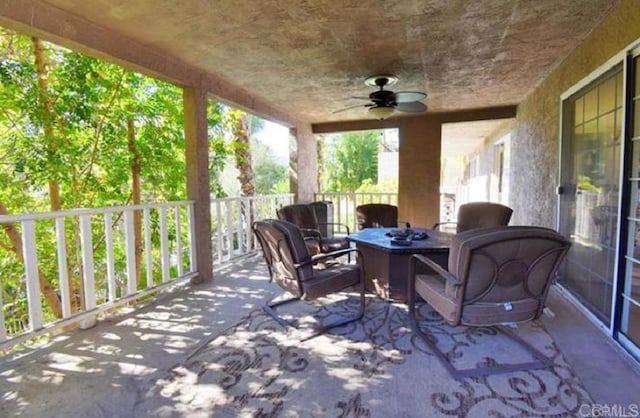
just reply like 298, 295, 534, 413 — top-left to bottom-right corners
311, 105, 518, 134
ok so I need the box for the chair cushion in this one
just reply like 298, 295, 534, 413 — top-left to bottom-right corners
253, 220, 304, 297
415, 273, 459, 325
277, 204, 319, 230
272, 220, 314, 282
320, 237, 351, 253
302, 263, 361, 300
461, 298, 541, 326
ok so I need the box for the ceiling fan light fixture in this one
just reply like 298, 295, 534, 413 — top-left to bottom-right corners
368, 105, 395, 120
333, 74, 427, 118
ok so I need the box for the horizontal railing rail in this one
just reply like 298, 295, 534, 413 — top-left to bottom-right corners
0, 201, 197, 351
315, 192, 461, 230
211, 193, 294, 263
0, 194, 294, 351
314, 192, 398, 232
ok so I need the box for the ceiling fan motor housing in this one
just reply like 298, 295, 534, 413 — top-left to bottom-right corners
369, 89, 396, 105
332, 74, 426, 118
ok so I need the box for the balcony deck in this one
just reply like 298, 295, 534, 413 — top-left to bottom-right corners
1, 254, 638, 417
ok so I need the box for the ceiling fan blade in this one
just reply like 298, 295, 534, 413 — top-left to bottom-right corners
395, 101, 427, 113
332, 103, 370, 114
351, 96, 372, 100
394, 91, 427, 103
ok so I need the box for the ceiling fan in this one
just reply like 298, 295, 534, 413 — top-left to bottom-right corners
334, 74, 428, 119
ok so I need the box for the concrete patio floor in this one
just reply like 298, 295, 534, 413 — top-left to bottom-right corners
1, 254, 639, 417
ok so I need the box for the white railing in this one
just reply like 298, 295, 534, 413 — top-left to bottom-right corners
211, 193, 294, 263
314, 192, 398, 232
0, 201, 196, 350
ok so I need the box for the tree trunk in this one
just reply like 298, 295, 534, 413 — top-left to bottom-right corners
231, 113, 256, 250
32, 37, 61, 212
0, 203, 62, 318
232, 114, 256, 197
127, 116, 143, 284
30, 37, 69, 316
33, 37, 81, 312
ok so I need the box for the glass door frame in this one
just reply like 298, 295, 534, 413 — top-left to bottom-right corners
557, 63, 625, 329
557, 39, 640, 361
615, 46, 640, 360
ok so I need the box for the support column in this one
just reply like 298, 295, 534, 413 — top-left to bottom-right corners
184, 86, 213, 283
398, 118, 442, 228
289, 124, 317, 203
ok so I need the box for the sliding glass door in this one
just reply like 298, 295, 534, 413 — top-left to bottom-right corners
558, 42, 640, 359
558, 66, 623, 324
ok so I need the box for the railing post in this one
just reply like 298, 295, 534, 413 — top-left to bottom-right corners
215, 201, 223, 264
160, 207, 170, 283
236, 199, 243, 253
143, 208, 154, 289
351, 192, 357, 233
79, 215, 97, 329
0, 289, 6, 342
175, 206, 184, 277
21, 220, 43, 331
104, 213, 117, 301
124, 209, 137, 294
55, 217, 72, 318
226, 200, 233, 260
188, 204, 197, 272
246, 197, 253, 252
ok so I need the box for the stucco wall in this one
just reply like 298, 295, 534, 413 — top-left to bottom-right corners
511, 0, 640, 227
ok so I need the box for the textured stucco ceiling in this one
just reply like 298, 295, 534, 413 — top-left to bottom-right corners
40, 0, 619, 124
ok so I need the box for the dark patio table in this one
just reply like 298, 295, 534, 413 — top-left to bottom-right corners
347, 227, 453, 302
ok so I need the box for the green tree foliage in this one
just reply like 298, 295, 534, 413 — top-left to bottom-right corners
356, 177, 398, 193
0, 29, 197, 210
0, 28, 228, 329
322, 131, 380, 192
207, 101, 229, 198
209, 106, 288, 196
251, 138, 288, 194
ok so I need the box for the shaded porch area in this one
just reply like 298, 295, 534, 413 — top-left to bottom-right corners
1, 255, 638, 416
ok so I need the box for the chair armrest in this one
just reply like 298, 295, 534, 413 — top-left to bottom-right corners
432, 221, 457, 230
318, 222, 351, 235
300, 228, 322, 239
295, 248, 357, 268
410, 254, 461, 285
